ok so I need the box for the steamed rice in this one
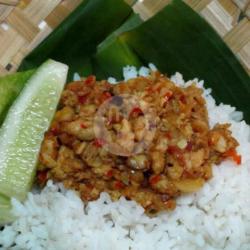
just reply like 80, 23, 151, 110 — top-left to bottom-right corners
0, 68, 249, 250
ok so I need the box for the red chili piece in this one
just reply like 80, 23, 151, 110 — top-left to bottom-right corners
93, 138, 105, 148
164, 91, 173, 101
149, 175, 161, 185
179, 95, 186, 104
80, 123, 87, 129
78, 95, 88, 104
130, 107, 143, 117
101, 92, 112, 102
37, 171, 47, 184
85, 75, 95, 85
223, 149, 242, 165
114, 181, 124, 190
185, 141, 193, 151
50, 126, 59, 135
167, 145, 179, 155
105, 170, 113, 177
165, 132, 172, 140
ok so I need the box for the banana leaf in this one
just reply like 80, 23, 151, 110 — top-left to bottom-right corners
95, 0, 250, 122
0, 70, 34, 125
19, 0, 133, 80
93, 13, 143, 78
93, 37, 142, 79
18, 0, 250, 122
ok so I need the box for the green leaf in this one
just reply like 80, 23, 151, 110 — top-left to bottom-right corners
18, 0, 250, 122
95, 0, 250, 122
18, 0, 133, 80
94, 37, 142, 79
93, 13, 143, 79
0, 70, 34, 125
97, 13, 142, 51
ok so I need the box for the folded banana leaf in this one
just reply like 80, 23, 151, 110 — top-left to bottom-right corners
18, 0, 250, 122
92, 13, 143, 79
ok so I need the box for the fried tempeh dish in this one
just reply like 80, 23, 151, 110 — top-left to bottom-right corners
38, 71, 240, 213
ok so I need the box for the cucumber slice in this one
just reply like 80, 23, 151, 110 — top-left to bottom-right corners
0, 194, 13, 224
0, 70, 35, 125
0, 59, 68, 201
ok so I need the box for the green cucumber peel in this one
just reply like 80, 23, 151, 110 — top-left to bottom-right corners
0, 70, 35, 125
0, 60, 68, 206
0, 194, 14, 224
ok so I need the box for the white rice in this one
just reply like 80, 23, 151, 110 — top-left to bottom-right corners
0, 66, 250, 250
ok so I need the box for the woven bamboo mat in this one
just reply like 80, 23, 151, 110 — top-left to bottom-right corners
0, 0, 249, 76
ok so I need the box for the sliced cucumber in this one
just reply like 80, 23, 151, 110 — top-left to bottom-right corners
0, 194, 13, 224
0, 59, 68, 202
